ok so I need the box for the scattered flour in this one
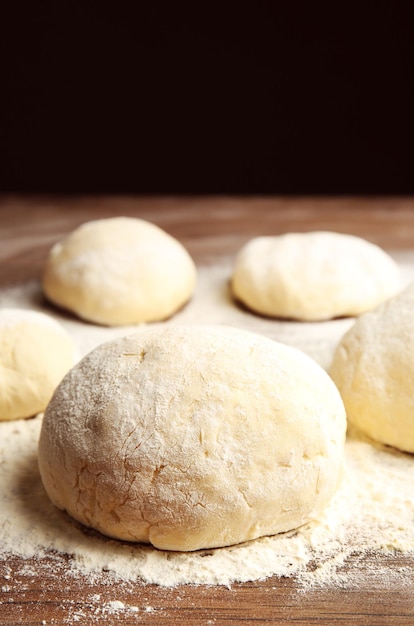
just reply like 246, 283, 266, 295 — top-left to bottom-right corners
1, 254, 414, 590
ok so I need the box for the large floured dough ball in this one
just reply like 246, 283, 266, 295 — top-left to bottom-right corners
231, 231, 401, 321
330, 283, 414, 453
38, 325, 346, 552
42, 217, 197, 326
0, 308, 77, 421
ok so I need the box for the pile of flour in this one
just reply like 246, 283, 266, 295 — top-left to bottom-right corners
1, 255, 414, 589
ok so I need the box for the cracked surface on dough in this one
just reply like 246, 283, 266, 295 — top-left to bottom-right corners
38, 326, 346, 552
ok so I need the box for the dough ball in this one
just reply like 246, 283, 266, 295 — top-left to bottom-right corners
42, 217, 197, 326
231, 231, 401, 321
0, 308, 77, 421
38, 325, 346, 552
330, 283, 414, 453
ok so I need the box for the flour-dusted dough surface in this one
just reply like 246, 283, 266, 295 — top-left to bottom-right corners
0, 308, 77, 421
231, 231, 401, 321
42, 217, 197, 326
38, 325, 346, 552
329, 283, 414, 453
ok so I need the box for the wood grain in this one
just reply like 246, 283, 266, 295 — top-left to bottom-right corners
1, 195, 414, 625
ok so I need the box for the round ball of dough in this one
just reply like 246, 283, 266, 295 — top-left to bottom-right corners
38, 325, 346, 552
0, 308, 77, 421
42, 217, 197, 326
330, 283, 414, 453
231, 231, 401, 321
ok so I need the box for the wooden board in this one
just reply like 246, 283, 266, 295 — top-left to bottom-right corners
1, 195, 414, 625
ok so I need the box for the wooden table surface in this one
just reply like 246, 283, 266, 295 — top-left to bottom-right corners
1, 195, 414, 625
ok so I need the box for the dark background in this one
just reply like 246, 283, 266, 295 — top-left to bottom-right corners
1, 2, 414, 195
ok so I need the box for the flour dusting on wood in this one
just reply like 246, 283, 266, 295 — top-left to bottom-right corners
1, 256, 414, 591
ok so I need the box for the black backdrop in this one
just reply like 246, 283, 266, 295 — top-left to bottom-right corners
2, 2, 414, 195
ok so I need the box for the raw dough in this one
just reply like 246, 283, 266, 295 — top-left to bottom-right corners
42, 217, 197, 326
231, 231, 401, 321
330, 283, 414, 453
0, 308, 77, 421
38, 325, 346, 552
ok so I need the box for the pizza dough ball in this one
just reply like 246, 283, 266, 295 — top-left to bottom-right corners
38, 325, 346, 552
231, 231, 401, 321
0, 308, 77, 421
42, 217, 197, 326
330, 283, 414, 453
